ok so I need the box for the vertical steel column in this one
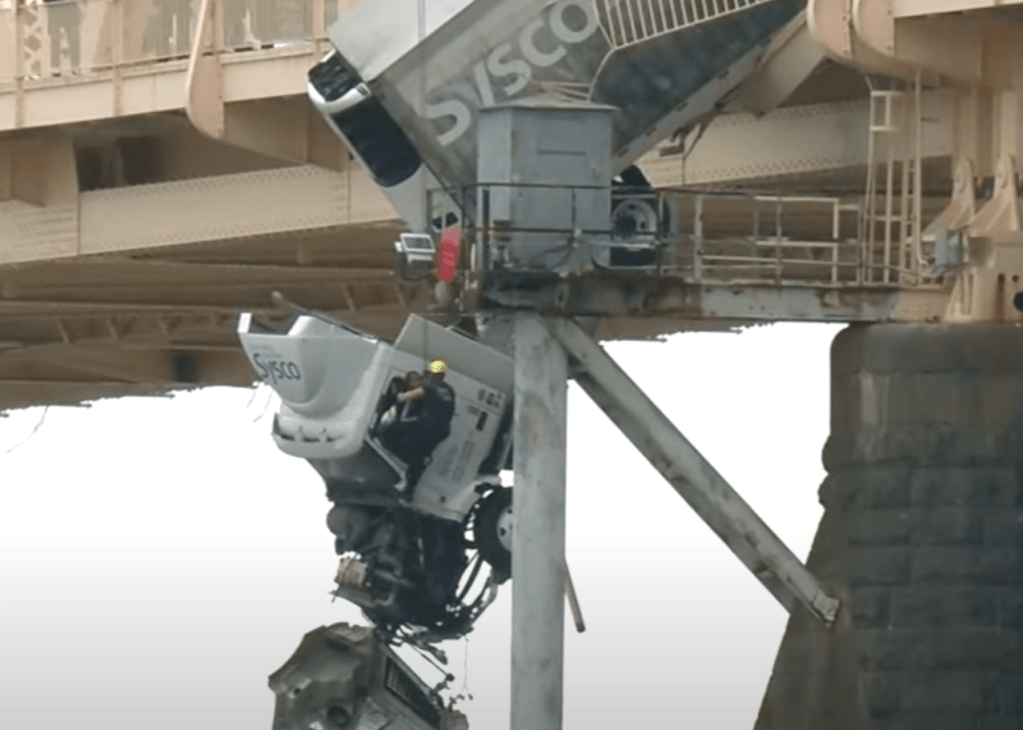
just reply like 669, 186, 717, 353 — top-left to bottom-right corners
511, 312, 568, 730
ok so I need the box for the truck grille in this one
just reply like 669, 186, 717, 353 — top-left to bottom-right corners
384, 658, 441, 728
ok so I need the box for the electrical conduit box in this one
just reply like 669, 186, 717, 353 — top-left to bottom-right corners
476, 101, 614, 273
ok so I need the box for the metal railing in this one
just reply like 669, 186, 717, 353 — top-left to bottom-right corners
0, 0, 355, 84
595, 0, 773, 50
671, 189, 940, 286
674, 194, 858, 285
436, 183, 944, 289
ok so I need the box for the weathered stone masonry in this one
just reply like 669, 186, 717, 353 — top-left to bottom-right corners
755, 323, 1023, 730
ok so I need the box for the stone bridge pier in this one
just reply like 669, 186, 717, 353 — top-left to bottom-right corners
755, 324, 1023, 730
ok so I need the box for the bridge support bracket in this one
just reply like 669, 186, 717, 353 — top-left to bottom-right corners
543, 315, 841, 627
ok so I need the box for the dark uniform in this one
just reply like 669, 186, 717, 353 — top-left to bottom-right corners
376, 372, 455, 485
374, 372, 422, 433
416, 378, 455, 450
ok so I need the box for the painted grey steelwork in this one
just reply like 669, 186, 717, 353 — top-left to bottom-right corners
481, 277, 949, 323
461, 181, 950, 321
476, 103, 614, 273
511, 312, 570, 730
546, 316, 841, 626
475, 309, 587, 638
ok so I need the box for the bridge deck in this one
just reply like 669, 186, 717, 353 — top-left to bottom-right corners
1, 0, 349, 129
0, 0, 979, 409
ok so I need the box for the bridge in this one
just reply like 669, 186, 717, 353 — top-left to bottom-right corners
4, 2, 1023, 728
2, 0, 1004, 413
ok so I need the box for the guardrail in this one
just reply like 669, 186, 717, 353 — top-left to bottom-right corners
0, 0, 354, 84
437, 184, 943, 289
672, 191, 939, 286
595, 0, 774, 49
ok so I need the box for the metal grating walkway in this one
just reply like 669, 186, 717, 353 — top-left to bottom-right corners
596, 0, 774, 49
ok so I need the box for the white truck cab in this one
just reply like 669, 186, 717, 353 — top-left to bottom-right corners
239, 311, 514, 640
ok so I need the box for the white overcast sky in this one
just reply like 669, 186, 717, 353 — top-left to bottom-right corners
0, 322, 841, 730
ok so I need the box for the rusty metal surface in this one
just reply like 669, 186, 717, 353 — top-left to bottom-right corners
483, 276, 949, 322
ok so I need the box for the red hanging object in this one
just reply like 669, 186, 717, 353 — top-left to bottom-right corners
436, 227, 460, 282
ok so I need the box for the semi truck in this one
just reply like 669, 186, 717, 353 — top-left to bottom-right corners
257, 1, 809, 725
239, 310, 515, 643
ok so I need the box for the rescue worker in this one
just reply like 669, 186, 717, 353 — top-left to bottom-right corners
375, 359, 456, 486
375, 371, 423, 431
419, 358, 456, 445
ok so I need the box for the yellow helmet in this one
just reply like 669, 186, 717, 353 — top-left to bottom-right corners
428, 359, 448, 375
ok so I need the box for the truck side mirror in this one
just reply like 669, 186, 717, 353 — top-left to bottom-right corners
395, 233, 436, 267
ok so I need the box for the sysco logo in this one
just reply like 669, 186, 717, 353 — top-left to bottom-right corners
423, 0, 602, 146
252, 352, 302, 385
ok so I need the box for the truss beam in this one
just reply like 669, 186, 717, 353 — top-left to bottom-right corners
544, 316, 840, 626
641, 91, 952, 188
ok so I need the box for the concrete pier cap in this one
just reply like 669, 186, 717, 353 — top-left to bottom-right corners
756, 322, 1023, 730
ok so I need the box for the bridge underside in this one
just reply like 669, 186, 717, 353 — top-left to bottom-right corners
0, 0, 1007, 410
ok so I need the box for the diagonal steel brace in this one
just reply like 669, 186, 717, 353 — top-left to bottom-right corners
543, 316, 840, 626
